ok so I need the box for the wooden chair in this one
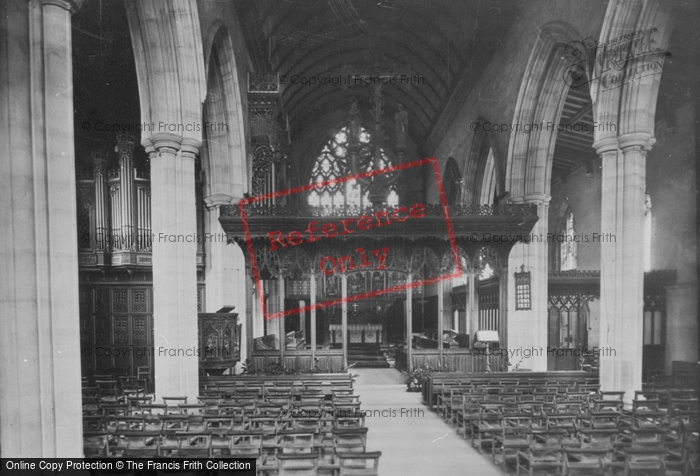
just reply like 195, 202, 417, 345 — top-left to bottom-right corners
161, 396, 187, 414
277, 451, 319, 476
171, 431, 211, 457
332, 427, 369, 453
83, 431, 110, 457
225, 430, 264, 457
455, 401, 480, 439
620, 446, 667, 476
493, 416, 531, 468
119, 430, 160, 457
562, 446, 609, 476
516, 430, 565, 476
472, 404, 503, 454
336, 451, 382, 476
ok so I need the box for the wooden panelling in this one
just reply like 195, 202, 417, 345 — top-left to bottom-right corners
251, 349, 344, 373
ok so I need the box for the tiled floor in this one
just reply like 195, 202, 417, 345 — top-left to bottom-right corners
354, 368, 507, 476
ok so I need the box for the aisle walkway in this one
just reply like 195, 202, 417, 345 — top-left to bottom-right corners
354, 368, 506, 476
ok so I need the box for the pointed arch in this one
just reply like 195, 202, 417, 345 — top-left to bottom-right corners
443, 157, 462, 206
125, 0, 206, 144
201, 25, 249, 202
505, 22, 585, 197
463, 121, 502, 205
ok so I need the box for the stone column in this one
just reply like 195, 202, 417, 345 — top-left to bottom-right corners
245, 268, 256, 362
203, 194, 246, 371
437, 279, 445, 365
406, 275, 413, 372
310, 274, 317, 363
0, 0, 84, 457
145, 134, 200, 401
507, 194, 550, 371
279, 277, 286, 361
341, 274, 348, 368
595, 135, 650, 401
466, 268, 477, 337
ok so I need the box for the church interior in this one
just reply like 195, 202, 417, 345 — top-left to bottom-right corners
1, 0, 699, 472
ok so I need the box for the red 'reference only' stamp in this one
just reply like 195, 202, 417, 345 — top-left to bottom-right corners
239, 157, 460, 320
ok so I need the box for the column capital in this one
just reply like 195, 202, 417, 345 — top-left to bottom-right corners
143, 133, 183, 155
592, 137, 619, 156
618, 133, 655, 154
181, 138, 202, 160
511, 194, 551, 205
42, 0, 85, 14
204, 194, 235, 210
523, 193, 551, 205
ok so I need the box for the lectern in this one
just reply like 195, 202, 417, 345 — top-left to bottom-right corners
198, 306, 241, 376
474, 330, 500, 372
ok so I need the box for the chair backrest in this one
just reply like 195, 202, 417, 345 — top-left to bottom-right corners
277, 452, 319, 476
226, 430, 263, 456
623, 446, 666, 475
122, 431, 160, 457
174, 432, 211, 457
279, 430, 315, 454
332, 427, 368, 453
577, 428, 618, 449
337, 451, 382, 476
334, 416, 366, 428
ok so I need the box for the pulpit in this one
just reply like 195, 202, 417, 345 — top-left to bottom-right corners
198, 306, 241, 376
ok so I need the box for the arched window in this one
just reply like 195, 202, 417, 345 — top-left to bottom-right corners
308, 127, 398, 208
443, 157, 462, 206
479, 148, 497, 205
560, 211, 577, 271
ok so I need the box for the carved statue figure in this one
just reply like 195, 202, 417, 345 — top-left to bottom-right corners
394, 103, 408, 148
348, 101, 361, 146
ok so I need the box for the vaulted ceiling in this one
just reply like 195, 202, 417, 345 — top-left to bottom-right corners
237, 0, 521, 154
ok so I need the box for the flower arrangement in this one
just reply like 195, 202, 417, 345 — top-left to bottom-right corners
403, 362, 456, 392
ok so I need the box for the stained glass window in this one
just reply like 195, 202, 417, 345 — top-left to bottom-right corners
308, 127, 398, 208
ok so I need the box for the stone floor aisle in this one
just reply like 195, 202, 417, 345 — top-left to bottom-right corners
353, 368, 507, 476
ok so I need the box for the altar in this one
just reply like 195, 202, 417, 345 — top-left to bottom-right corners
329, 324, 382, 344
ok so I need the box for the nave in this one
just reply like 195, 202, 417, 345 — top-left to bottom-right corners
81, 366, 699, 475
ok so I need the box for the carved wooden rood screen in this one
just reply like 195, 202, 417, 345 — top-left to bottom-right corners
219, 200, 539, 372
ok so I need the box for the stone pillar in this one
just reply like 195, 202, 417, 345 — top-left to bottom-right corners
279, 278, 286, 361
466, 268, 477, 337
595, 135, 650, 401
245, 269, 257, 362
341, 274, 348, 368
203, 194, 246, 371
437, 279, 445, 365
145, 134, 200, 401
507, 194, 550, 371
406, 275, 413, 372
310, 274, 317, 363
0, 0, 84, 457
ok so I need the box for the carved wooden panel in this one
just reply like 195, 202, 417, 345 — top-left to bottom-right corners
198, 312, 240, 375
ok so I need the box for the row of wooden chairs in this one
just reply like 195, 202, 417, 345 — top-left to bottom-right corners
85, 431, 380, 475
436, 387, 697, 475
